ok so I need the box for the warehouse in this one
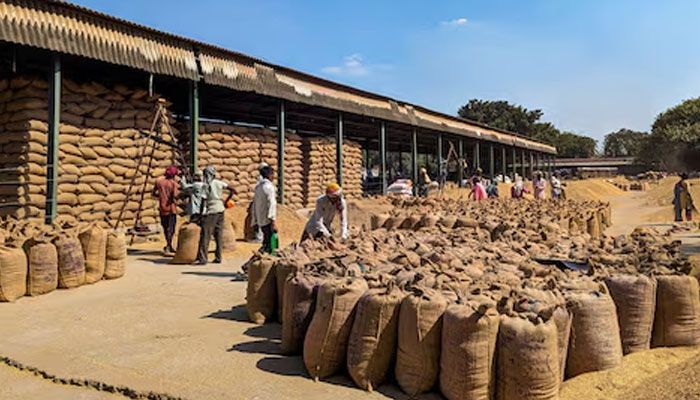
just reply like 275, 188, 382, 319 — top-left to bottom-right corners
0, 0, 556, 227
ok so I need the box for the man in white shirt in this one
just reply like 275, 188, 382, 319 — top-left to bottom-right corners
195, 165, 234, 265
302, 183, 348, 242
251, 165, 277, 253
180, 170, 205, 224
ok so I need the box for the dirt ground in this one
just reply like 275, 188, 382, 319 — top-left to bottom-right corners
1, 178, 699, 399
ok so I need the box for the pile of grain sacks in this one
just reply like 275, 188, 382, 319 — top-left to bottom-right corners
0, 219, 127, 302
245, 198, 700, 399
301, 137, 362, 208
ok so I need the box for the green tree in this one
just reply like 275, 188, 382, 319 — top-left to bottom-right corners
457, 99, 543, 137
554, 132, 597, 158
646, 97, 700, 170
603, 129, 648, 157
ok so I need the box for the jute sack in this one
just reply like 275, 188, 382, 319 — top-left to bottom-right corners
395, 288, 447, 397
246, 254, 277, 324
171, 223, 200, 264
54, 233, 86, 289
440, 301, 499, 400
25, 236, 58, 296
565, 291, 622, 378
552, 306, 572, 384
281, 274, 321, 355
496, 316, 560, 400
104, 231, 127, 279
79, 225, 107, 283
370, 214, 389, 230
0, 242, 28, 301
221, 212, 237, 252
605, 274, 656, 354
347, 285, 405, 391
652, 275, 700, 347
304, 277, 368, 380
275, 261, 301, 323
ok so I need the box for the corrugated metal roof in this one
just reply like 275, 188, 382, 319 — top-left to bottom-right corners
0, 0, 557, 154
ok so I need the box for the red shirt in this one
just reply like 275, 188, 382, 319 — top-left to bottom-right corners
155, 177, 178, 216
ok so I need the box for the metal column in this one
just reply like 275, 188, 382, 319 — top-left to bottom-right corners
336, 113, 343, 186
458, 139, 464, 187
411, 128, 418, 194
474, 141, 480, 170
188, 81, 199, 175
501, 146, 507, 178
380, 122, 387, 194
529, 152, 535, 178
45, 54, 61, 224
512, 147, 517, 179
437, 133, 443, 179
489, 144, 495, 178
277, 100, 285, 204
521, 150, 526, 178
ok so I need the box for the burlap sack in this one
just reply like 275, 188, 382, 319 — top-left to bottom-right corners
25, 239, 58, 296
275, 261, 301, 323
652, 275, 700, 347
246, 254, 277, 324
440, 302, 499, 400
347, 286, 405, 391
552, 306, 572, 383
605, 274, 656, 354
54, 234, 86, 289
304, 277, 368, 380
221, 212, 237, 252
104, 231, 127, 279
281, 274, 321, 355
0, 243, 28, 301
497, 316, 560, 400
395, 288, 447, 397
565, 291, 622, 378
370, 214, 389, 230
171, 223, 201, 264
79, 225, 107, 284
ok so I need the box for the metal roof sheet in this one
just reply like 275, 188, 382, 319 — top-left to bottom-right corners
0, 0, 557, 154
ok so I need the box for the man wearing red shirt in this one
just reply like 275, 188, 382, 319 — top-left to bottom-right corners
154, 165, 180, 254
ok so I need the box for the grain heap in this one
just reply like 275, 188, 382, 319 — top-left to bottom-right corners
245, 198, 700, 399
0, 218, 127, 302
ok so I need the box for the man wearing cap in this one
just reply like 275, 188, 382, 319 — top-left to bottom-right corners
154, 165, 180, 254
251, 165, 277, 253
180, 170, 205, 224
302, 183, 348, 242
195, 165, 234, 265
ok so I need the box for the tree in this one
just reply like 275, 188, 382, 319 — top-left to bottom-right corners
554, 133, 597, 158
457, 100, 543, 137
645, 97, 700, 171
603, 129, 648, 157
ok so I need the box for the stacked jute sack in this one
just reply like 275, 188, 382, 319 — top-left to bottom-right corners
302, 137, 363, 208
0, 75, 179, 228
0, 217, 127, 302
371, 197, 612, 240
195, 123, 305, 210
245, 199, 700, 400
170, 209, 238, 264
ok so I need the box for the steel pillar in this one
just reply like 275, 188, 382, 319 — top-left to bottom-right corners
277, 100, 285, 204
336, 113, 343, 186
458, 139, 464, 187
501, 146, 507, 178
521, 150, 526, 178
489, 144, 495, 178
437, 133, 443, 179
188, 81, 199, 175
380, 122, 387, 194
45, 54, 61, 224
474, 141, 480, 170
529, 152, 535, 178
512, 147, 517, 179
411, 128, 418, 191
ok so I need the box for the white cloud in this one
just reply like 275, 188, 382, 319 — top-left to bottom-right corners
440, 18, 468, 28
321, 54, 392, 77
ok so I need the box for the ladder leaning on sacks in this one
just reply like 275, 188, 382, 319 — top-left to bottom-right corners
112, 98, 191, 245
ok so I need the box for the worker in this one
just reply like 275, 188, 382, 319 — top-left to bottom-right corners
486, 178, 499, 198
674, 173, 696, 221
302, 183, 348, 242
253, 162, 269, 243
469, 176, 487, 201
469, 168, 483, 187
533, 171, 547, 200
511, 176, 530, 199
154, 165, 179, 254
180, 170, 205, 224
195, 165, 234, 265
550, 172, 563, 200
251, 165, 277, 254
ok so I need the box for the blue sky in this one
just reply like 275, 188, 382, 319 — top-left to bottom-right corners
71, 0, 700, 143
